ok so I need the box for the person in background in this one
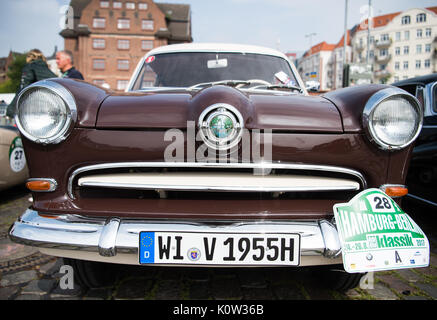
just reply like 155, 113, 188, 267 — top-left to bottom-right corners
56, 50, 84, 80
6, 49, 57, 118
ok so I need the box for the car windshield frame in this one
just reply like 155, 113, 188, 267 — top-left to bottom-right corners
130, 51, 302, 92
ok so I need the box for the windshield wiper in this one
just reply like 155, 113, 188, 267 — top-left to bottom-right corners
257, 84, 303, 93
187, 80, 250, 91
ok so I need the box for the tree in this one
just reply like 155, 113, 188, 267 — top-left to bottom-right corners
0, 54, 26, 93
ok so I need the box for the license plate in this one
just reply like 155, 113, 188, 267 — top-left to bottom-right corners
139, 232, 300, 266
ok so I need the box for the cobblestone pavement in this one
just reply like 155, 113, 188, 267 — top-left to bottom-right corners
1, 185, 436, 300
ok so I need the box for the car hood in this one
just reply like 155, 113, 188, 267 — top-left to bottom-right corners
96, 86, 344, 133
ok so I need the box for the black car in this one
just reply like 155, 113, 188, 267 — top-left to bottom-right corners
393, 73, 437, 206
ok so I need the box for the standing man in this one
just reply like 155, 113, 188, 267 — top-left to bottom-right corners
56, 50, 84, 80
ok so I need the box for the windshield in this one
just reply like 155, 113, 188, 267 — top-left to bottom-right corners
131, 52, 299, 90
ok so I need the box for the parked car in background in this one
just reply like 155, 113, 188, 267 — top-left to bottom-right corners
0, 124, 28, 191
8, 43, 427, 291
393, 73, 437, 205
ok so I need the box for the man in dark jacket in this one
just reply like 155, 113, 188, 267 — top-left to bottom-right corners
56, 50, 84, 80
6, 49, 57, 118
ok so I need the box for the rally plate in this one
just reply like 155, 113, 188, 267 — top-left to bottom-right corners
139, 232, 300, 266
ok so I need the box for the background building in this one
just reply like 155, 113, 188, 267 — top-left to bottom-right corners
299, 6, 437, 90
0, 51, 21, 84
61, 0, 192, 91
352, 7, 437, 83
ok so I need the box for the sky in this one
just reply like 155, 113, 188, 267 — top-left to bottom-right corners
0, 0, 435, 58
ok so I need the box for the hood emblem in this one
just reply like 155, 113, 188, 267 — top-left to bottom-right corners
198, 103, 244, 150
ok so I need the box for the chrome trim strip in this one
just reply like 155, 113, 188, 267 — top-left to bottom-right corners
78, 181, 359, 193
9, 209, 342, 264
68, 162, 367, 199
406, 194, 437, 208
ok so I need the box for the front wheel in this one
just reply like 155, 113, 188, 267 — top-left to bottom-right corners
63, 258, 118, 289
316, 266, 365, 291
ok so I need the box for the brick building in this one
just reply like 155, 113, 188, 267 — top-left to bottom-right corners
60, 0, 192, 91
0, 51, 22, 84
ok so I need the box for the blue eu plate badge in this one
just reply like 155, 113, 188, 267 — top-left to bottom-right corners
139, 232, 155, 264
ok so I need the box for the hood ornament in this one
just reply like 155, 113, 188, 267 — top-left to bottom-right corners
198, 103, 244, 150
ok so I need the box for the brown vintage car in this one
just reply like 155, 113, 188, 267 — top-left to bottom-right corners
8, 44, 424, 290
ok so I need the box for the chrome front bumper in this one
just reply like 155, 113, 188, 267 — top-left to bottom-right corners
9, 209, 343, 266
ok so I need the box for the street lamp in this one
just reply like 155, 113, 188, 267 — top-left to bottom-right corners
305, 33, 317, 49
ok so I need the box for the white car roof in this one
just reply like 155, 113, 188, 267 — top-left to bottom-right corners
146, 43, 289, 59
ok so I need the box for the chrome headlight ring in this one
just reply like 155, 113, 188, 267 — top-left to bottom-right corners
15, 80, 77, 145
363, 87, 423, 151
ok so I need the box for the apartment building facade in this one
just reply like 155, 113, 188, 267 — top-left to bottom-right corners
60, 0, 192, 91
353, 7, 437, 83
298, 37, 351, 91
298, 42, 335, 91
299, 6, 437, 90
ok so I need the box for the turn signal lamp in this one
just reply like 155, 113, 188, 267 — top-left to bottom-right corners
26, 179, 57, 192
380, 185, 408, 198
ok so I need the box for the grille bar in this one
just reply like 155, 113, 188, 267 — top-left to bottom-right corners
78, 172, 360, 193
68, 162, 367, 199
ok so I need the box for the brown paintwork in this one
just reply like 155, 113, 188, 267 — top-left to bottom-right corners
50, 78, 111, 128
21, 79, 415, 220
322, 84, 390, 133
97, 85, 343, 132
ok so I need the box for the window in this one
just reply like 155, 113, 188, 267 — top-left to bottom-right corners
395, 47, 400, 55
92, 38, 106, 49
381, 34, 389, 41
380, 48, 388, 56
395, 32, 401, 41
139, 3, 148, 10
394, 76, 399, 82
401, 15, 410, 24
425, 44, 431, 53
417, 29, 422, 38
118, 19, 130, 29
416, 13, 426, 23
395, 62, 400, 70
93, 59, 105, 70
93, 79, 105, 87
425, 59, 430, 68
126, 2, 135, 9
426, 28, 432, 37
404, 30, 410, 40
113, 1, 122, 9
93, 18, 106, 28
370, 36, 374, 44
118, 39, 130, 50
118, 59, 130, 70
142, 20, 154, 30
416, 44, 422, 54
416, 60, 421, 69
142, 40, 154, 50
100, 1, 109, 8
117, 80, 129, 91
403, 61, 409, 69
403, 46, 409, 55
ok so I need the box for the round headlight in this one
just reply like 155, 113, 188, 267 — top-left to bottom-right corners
15, 80, 76, 144
363, 88, 423, 150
